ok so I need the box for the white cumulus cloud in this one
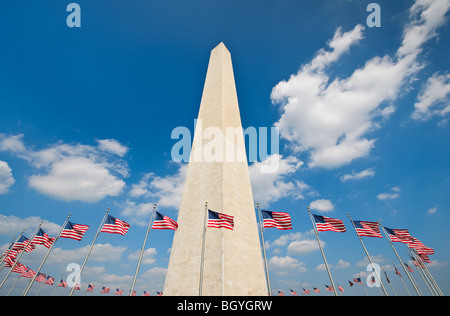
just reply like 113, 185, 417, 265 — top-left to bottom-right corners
271, 0, 450, 169
0, 161, 15, 194
0, 134, 129, 203
309, 199, 334, 212
249, 154, 310, 206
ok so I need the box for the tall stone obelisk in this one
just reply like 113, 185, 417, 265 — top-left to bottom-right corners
163, 43, 268, 296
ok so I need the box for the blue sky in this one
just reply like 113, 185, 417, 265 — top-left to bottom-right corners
1, 0, 449, 296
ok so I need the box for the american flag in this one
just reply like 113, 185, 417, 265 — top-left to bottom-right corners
313, 287, 320, 293
302, 288, 310, 294
32, 228, 55, 248
12, 235, 36, 252
44, 275, 55, 285
393, 229, 414, 243
348, 280, 354, 287
207, 210, 234, 230
58, 279, 67, 288
394, 266, 402, 277
143, 291, 151, 296
87, 284, 95, 292
290, 289, 297, 295
338, 285, 344, 292
277, 290, 284, 296
152, 211, 178, 230
410, 256, 419, 266
101, 215, 130, 236
325, 284, 334, 292
384, 271, 390, 283
35, 272, 46, 283
261, 210, 292, 230
419, 253, 432, 263
408, 237, 434, 255
75, 284, 81, 290
60, 221, 90, 241
156, 291, 163, 296
100, 286, 110, 294
384, 227, 413, 243
21, 267, 36, 279
353, 277, 363, 285
352, 220, 382, 238
312, 214, 346, 232
115, 288, 123, 295
405, 263, 414, 273
12, 261, 27, 274
3, 250, 19, 266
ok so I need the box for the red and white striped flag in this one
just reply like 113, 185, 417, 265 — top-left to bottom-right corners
152, 211, 178, 230
44, 275, 55, 285
32, 228, 55, 248
100, 286, 110, 294
313, 214, 346, 232
101, 215, 130, 236
12, 262, 27, 274
207, 210, 234, 230
34, 272, 46, 283
261, 210, 292, 230
352, 220, 382, 238
21, 267, 36, 279
58, 279, 68, 288
12, 236, 35, 252
60, 221, 90, 241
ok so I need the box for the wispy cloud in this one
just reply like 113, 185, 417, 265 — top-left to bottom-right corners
340, 168, 375, 182
411, 72, 450, 122
377, 186, 401, 200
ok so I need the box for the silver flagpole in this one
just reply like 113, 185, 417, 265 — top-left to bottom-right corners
407, 248, 435, 296
412, 248, 444, 296
0, 235, 18, 266
0, 233, 22, 275
308, 207, 338, 296
23, 213, 72, 296
409, 248, 441, 296
256, 203, 272, 296
0, 230, 25, 268
52, 275, 63, 296
347, 213, 388, 296
129, 203, 157, 296
35, 276, 46, 296
411, 255, 435, 296
199, 202, 208, 296
69, 208, 109, 296
379, 224, 421, 296
7, 274, 21, 296
382, 268, 397, 296
0, 221, 43, 290
393, 262, 411, 296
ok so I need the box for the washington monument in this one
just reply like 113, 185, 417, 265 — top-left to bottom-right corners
163, 42, 268, 296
